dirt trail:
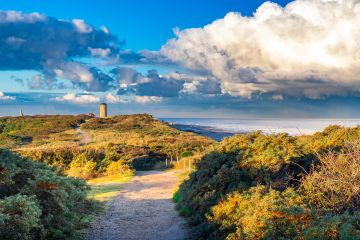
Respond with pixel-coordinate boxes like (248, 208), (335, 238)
(86, 171), (191, 240)
(76, 128), (91, 144)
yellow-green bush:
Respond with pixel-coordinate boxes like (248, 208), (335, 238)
(67, 153), (97, 179)
(105, 160), (134, 177)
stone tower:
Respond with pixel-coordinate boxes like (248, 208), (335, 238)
(99, 103), (107, 118)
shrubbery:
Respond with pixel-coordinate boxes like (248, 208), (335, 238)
(208, 186), (311, 239)
(2, 114), (212, 178)
(0, 149), (98, 239)
(105, 160), (134, 177)
(176, 127), (360, 239)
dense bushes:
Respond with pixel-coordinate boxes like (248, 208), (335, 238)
(20, 146), (136, 180)
(105, 160), (134, 177)
(0, 149), (98, 239)
(175, 126), (360, 239)
(208, 186), (311, 239)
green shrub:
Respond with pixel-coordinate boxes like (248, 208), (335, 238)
(181, 151), (193, 158)
(302, 212), (360, 240)
(0, 149), (97, 239)
(0, 194), (42, 240)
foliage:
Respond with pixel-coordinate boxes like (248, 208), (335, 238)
(208, 186), (311, 240)
(105, 160), (134, 177)
(0, 149), (98, 239)
(176, 127), (360, 239)
(0, 194), (42, 239)
(301, 144), (360, 213)
(67, 153), (97, 179)
(6, 114), (212, 178)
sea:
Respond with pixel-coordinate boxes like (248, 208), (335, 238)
(161, 118), (360, 141)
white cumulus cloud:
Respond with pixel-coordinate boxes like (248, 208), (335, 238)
(54, 93), (100, 104)
(161, 0), (360, 98)
(72, 19), (93, 33)
(105, 93), (127, 103)
(135, 96), (163, 104)
(0, 92), (15, 101)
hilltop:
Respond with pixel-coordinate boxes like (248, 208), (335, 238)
(0, 114), (214, 177)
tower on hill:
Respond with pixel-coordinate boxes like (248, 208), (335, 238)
(19, 109), (24, 117)
(99, 103), (107, 118)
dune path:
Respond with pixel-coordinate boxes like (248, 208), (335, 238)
(86, 171), (191, 240)
(76, 128), (92, 145)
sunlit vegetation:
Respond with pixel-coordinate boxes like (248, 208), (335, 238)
(0, 114), (213, 239)
(0, 115), (88, 148)
(87, 175), (132, 202)
(0, 149), (99, 239)
(0, 114), (213, 180)
(175, 126), (360, 239)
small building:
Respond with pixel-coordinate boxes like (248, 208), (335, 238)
(87, 112), (96, 118)
(99, 103), (107, 118)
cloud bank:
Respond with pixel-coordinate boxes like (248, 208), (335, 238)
(54, 93), (100, 104)
(0, 10), (119, 91)
(161, 0), (360, 99)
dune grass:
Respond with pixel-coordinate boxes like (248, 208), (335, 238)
(87, 175), (132, 202)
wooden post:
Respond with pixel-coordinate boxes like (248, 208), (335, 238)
(188, 159), (191, 172)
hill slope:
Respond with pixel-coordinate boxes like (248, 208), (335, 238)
(0, 114), (214, 178)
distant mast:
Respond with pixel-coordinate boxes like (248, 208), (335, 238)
(19, 109), (24, 117)
(99, 103), (107, 118)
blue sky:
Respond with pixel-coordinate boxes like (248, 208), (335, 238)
(0, 0), (292, 50)
(1, 0), (360, 118)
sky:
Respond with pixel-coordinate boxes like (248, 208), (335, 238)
(1, 0), (360, 118)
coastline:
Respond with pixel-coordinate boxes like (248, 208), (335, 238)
(169, 123), (236, 141)
(163, 118), (360, 141)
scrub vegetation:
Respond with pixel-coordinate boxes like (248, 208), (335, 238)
(175, 126), (360, 239)
(3, 114), (359, 239)
(0, 114), (213, 179)
(0, 149), (99, 240)
(0, 114), (213, 239)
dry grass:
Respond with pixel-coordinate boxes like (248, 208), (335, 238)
(87, 175), (132, 202)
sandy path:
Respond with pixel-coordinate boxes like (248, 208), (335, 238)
(76, 128), (91, 145)
(86, 171), (191, 240)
